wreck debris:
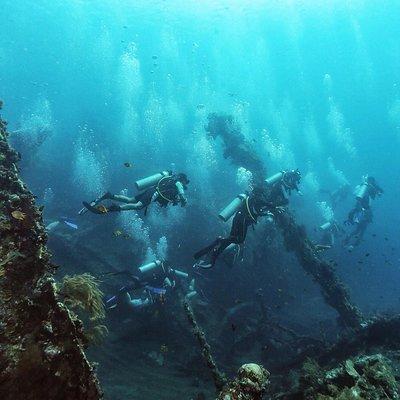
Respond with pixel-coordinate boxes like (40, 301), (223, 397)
(206, 112), (363, 328)
(216, 363), (270, 400)
(282, 354), (399, 399)
(0, 105), (102, 399)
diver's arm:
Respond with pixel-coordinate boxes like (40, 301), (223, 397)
(175, 181), (187, 206)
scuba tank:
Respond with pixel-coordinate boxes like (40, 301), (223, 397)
(218, 194), (247, 222)
(138, 260), (164, 274)
(138, 260), (189, 280)
(265, 171), (284, 186)
(355, 182), (369, 200)
(186, 291), (197, 299)
(171, 269), (189, 279)
(135, 171), (171, 191)
(319, 221), (332, 231)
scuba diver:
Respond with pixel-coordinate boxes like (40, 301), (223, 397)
(193, 169), (301, 269)
(343, 175), (383, 249)
(105, 260), (196, 312)
(315, 219), (344, 252)
(80, 170), (189, 215)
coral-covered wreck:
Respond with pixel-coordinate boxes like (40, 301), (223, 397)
(0, 104), (102, 400)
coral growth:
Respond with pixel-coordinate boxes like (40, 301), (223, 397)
(57, 273), (108, 345)
(58, 273), (105, 321)
(217, 363), (270, 400)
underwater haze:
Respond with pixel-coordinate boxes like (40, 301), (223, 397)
(1, 1), (400, 399)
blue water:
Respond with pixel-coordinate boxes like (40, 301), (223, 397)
(1, 0), (400, 397)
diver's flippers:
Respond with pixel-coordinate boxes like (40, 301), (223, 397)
(78, 192), (111, 215)
(193, 260), (213, 269)
(315, 244), (332, 252)
(194, 239), (221, 260)
(82, 201), (108, 214)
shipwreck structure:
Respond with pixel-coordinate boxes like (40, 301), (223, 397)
(1, 104), (398, 400)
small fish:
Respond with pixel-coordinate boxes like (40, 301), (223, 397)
(160, 344), (168, 353)
(123, 162), (133, 168)
(96, 205), (108, 214)
(234, 299), (242, 304)
(11, 210), (26, 221)
(122, 233), (131, 239)
(231, 323), (237, 332)
(372, 233), (377, 237)
(113, 230), (123, 237)
(152, 55), (158, 60)
(197, 104), (205, 110)
(365, 253), (370, 257)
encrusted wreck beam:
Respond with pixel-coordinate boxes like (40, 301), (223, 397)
(276, 211), (362, 328)
(206, 113), (363, 328)
(206, 113), (267, 181)
(0, 104), (102, 399)
(182, 297), (227, 392)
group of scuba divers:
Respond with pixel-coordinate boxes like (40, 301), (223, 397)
(66, 169), (383, 314)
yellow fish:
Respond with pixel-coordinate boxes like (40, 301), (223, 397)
(123, 162), (133, 168)
(11, 210), (26, 221)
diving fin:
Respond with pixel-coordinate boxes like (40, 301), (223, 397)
(78, 192), (110, 215)
(193, 260), (213, 270)
(194, 238), (221, 260)
(82, 201), (108, 215)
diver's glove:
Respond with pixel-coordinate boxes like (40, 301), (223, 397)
(273, 206), (286, 215)
(344, 218), (354, 226)
(108, 203), (121, 212)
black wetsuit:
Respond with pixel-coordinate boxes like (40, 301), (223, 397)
(194, 193), (272, 268)
(344, 207), (373, 247)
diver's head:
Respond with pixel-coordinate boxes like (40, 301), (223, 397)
(283, 169), (301, 190)
(366, 176), (383, 196)
(366, 176), (376, 185)
(176, 173), (190, 187)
